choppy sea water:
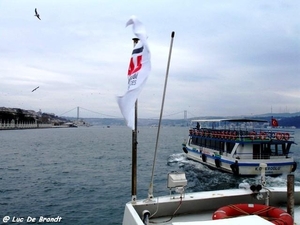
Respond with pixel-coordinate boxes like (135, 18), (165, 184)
(0, 126), (299, 224)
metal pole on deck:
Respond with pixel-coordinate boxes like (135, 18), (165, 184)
(148, 31), (175, 199)
(287, 174), (294, 219)
(132, 37), (139, 203)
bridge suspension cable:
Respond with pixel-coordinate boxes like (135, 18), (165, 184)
(60, 107), (192, 119)
(59, 106), (119, 118)
(59, 107), (78, 116)
(79, 107), (119, 118)
(146, 110), (186, 119)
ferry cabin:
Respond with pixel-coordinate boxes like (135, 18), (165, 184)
(183, 119), (297, 176)
(189, 129), (292, 160)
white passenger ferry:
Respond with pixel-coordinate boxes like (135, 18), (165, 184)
(182, 119), (297, 176)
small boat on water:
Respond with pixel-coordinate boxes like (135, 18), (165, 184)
(182, 118), (297, 176)
(63, 122), (78, 128)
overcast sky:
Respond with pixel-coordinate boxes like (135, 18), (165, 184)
(0, 0), (299, 119)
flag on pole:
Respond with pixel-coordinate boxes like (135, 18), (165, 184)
(271, 118), (279, 127)
(117, 16), (151, 130)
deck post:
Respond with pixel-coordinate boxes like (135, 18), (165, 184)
(287, 174), (294, 219)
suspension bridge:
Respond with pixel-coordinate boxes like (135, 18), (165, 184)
(59, 107), (196, 120)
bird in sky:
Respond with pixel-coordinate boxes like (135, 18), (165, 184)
(32, 86), (39, 92)
(34, 8), (41, 20)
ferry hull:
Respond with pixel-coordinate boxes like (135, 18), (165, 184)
(183, 144), (296, 176)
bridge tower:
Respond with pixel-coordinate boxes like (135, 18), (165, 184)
(184, 110), (187, 120)
(77, 107), (79, 122)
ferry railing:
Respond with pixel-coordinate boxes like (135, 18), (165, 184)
(188, 128), (295, 143)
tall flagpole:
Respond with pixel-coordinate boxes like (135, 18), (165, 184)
(148, 31), (175, 199)
(132, 37), (139, 203)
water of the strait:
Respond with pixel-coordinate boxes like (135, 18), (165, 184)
(0, 126), (299, 224)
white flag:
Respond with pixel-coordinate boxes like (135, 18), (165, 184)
(117, 16), (151, 130)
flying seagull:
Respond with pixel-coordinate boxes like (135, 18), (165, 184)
(32, 86), (39, 92)
(34, 8), (41, 20)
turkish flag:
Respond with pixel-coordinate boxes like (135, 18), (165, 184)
(271, 118), (279, 127)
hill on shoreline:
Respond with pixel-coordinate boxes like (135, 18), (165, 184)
(1, 107), (300, 128)
(67, 115), (300, 128)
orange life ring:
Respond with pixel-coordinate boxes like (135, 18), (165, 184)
(226, 131), (230, 139)
(231, 131), (237, 140)
(260, 132), (267, 140)
(276, 132), (282, 140)
(213, 131), (217, 138)
(284, 132), (290, 141)
(212, 203), (293, 225)
(220, 131), (223, 138)
(250, 131), (256, 140)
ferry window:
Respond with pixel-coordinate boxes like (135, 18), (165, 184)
(217, 141), (221, 150)
(211, 140), (216, 149)
(282, 144), (287, 155)
(226, 142), (235, 154)
(192, 136), (196, 144)
(260, 143), (271, 159)
(207, 139), (211, 148)
(276, 144), (285, 156)
(269, 144), (285, 156)
(199, 137), (203, 146)
(220, 141), (224, 152)
(253, 144), (260, 159)
(208, 139), (212, 148)
(269, 144), (277, 156)
(194, 137), (198, 145)
(195, 137), (199, 145)
(215, 140), (219, 150)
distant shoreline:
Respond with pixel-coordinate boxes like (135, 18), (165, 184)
(0, 124), (77, 130)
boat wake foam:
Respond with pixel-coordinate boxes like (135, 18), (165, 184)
(167, 153), (300, 193)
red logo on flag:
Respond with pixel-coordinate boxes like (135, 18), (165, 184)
(128, 55), (142, 76)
